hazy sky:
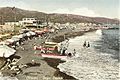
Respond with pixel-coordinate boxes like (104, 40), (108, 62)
(0, 0), (119, 18)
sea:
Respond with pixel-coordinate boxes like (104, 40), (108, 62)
(58, 28), (119, 80)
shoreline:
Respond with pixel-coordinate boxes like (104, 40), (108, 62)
(43, 58), (77, 80)
(44, 29), (96, 79)
(52, 29), (95, 43)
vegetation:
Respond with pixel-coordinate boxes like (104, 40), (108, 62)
(0, 7), (119, 24)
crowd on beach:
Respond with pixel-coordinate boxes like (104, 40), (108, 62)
(0, 27), (58, 76)
(0, 25), (70, 75)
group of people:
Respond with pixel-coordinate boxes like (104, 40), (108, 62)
(83, 41), (90, 48)
(59, 40), (91, 57)
(59, 43), (76, 57)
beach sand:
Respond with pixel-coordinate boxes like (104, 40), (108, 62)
(15, 35), (76, 80)
(0, 28), (95, 80)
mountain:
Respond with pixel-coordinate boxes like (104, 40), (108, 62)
(0, 7), (119, 24)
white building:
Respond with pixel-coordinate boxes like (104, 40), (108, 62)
(5, 18), (41, 27)
(5, 22), (20, 26)
(19, 18), (39, 26)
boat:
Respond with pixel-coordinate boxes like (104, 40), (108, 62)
(34, 46), (55, 50)
(34, 41), (59, 51)
(40, 53), (67, 59)
(34, 41), (68, 59)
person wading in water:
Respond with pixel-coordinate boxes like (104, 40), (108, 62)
(83, 41), (90, 48)
(83, 41), (87, 47)
(87, 42), (90, 48)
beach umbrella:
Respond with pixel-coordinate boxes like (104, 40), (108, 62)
(20, 33), (27, 38)
(26, 32), (31, 37)
(0, 45), (16, 58)
(29, 31), (36, 35)
(18, 34), (24, 38)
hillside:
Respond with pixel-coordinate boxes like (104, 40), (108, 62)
(0, 7), (119, 24)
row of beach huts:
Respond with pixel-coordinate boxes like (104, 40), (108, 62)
(0, 27), (53, 58)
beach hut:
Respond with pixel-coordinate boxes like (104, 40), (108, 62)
(0, 45), (16, 58)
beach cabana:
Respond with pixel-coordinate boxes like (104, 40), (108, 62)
(0, 45), (16, 58)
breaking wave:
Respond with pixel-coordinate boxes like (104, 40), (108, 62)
(58, 30), (119, 80)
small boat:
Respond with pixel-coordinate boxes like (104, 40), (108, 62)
(41, 53), (67, 59)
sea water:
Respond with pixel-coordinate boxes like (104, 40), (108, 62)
(58, 29), (119, 80)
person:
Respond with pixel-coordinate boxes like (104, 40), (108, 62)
(73, 49), (76, 56)
(7, 59), (11, 64)
(62, 47), (67, 56)
(59, 43), (63, 53)
(68, 53), (72, 57)
(83, 41), (87, 47)
(12, 45), (16, 50)
(87, 42), (90, 48)
(32, 60), (35, 65)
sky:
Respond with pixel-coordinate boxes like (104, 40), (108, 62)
(0, 0), (119, 19)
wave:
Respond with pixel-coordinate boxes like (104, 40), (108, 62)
(95, 29), (102, 35)
(58, 31), (119, 80)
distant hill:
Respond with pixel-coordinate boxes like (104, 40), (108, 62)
(0, 7), (119, 24)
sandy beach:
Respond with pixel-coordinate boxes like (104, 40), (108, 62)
(0, 27), (96, 80)
(15, 37), (76, 80)
(0, 28), (89, 80)
(15, 28), (85, 80)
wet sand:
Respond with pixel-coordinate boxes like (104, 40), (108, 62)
(43, 58), (76, 80)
